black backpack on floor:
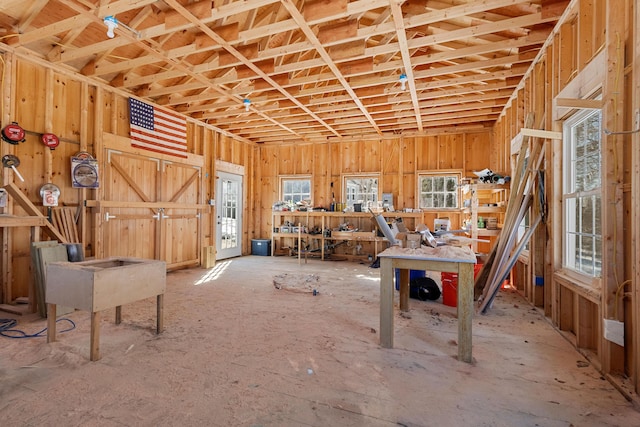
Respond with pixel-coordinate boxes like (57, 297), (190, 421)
(410, 277), (441, 301)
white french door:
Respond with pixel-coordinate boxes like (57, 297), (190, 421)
(215, 171), (243, 259)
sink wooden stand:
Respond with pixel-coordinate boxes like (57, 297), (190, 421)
(46, 257), (166, 361)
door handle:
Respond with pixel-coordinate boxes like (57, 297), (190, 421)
(153, 208), (169, 220)
(105, 212), (116, 222)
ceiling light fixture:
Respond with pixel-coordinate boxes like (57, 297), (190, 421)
(399, 73), (408, 91)
(104, 15), (118, 38)
(243, 98), (251, 112)
(103, 15), (141, 39)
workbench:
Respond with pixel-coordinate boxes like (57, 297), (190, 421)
(46, 257), (166, 361)
(378, 247), (476, 363)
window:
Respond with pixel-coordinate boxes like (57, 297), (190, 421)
(517, 212), (530, 252)
(344, 176), (378, 208)
(563, 109), (602, 277)
(281, 177), (311, 204)
(418, 173), (460, 209)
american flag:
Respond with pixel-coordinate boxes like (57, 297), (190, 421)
(129, 98), (187, 158)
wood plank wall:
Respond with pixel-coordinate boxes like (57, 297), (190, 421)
(0, 52), (255, 305)
(493, 0), (640, 394)
(254, 132), (500, 246)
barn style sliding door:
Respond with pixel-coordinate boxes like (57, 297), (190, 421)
(99, 150), (202, 268)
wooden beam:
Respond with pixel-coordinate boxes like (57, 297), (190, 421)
(304, 0), (348, 21)
(169, 170), (200, 203)
(3, 183), (68, 243)
(520, 128), (563, 139)
(280, 0), (382, 136)
(165, 1), (213, 28)
(555, 97), (603, 110)
(317, 19), (358, 44)
(85, 200), (209, 210)
(389, 0), (423, 132)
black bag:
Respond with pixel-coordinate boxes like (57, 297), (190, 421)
(409, 277), (441, 301)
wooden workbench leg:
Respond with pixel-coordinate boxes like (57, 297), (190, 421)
(115, 305), (122, 324)
(90, 311), (100, 361)
(399, 268), (409, 311)
(379, 258), (394, 348)
(47, 304), (57, 343)
(156, 294), (164, 334)
(457, 263), (474, 363)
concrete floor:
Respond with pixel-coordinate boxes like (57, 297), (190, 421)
(1, 255), (639, 426)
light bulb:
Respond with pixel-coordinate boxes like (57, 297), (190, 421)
(104, 16), (118, 39)
(243, 98), (251, 112)
(399, 73), (408, 91)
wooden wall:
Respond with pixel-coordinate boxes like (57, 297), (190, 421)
(493, 0), (640, 395)
(254, 131), (502, 245)
(0, 51), (255, 307)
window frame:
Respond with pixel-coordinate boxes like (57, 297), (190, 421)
(342, 174), (380, 209)
(417, 171), (462, 210)
(279, 175), (312, 205)
(562, 108), (602, 279)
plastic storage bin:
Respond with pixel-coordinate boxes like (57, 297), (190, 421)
(251, 239), (271, 256)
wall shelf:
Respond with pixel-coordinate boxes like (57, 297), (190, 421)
(271, 211), (421, 260)
(463, 183), (508, 253)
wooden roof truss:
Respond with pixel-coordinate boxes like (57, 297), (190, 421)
(0, 0), (568, 144)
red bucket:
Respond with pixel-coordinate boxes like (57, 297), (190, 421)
(441, 264), (482, 307)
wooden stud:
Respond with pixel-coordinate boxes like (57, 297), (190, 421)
(632, 0), (640, 393)
(600, 0), (626, 374)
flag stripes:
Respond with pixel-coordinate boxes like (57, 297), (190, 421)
(129, 98), (187, 158)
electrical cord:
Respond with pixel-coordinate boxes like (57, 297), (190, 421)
(0, 318), (76, 339)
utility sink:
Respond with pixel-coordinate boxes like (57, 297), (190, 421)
(46, 257), (165, 312)
(45, 257), (166, 361)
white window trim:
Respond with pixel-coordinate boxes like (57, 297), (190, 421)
(561, 108), (602, 279)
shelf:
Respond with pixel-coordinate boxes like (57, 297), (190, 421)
(476, 206), (505, 214)
(273, 232), (320, 239)
(272, 210), (422, 218)
(477, 229), (502, 237)
(462, 183), (509, 252)
(328, 234), (385, 242)
(470, 183), (509, 192)
(271, 210), (415, 260)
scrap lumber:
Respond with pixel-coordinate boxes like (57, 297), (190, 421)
(474, 114), (534, 298)
(3, 183), (68, 243)
(51, 207), (80, 243)
(476, 113), (547, 313)
(30, 241), (63, 318)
